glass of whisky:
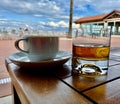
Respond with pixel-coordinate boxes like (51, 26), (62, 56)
(72, 28), (111, 77)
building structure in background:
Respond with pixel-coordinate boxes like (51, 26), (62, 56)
(75, 10), (120, 36)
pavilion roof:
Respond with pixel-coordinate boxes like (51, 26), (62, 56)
(75, 10), (120, 24)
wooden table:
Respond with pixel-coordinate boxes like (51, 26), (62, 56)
(5, 48), (120, 104)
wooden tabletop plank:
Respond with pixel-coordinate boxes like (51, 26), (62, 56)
(110, 55), (120, 62)
(6, 61), (92, 104)
(83, 78), (120, 104)
(61, 64), (120, 92)
(109, 60), (120, 66)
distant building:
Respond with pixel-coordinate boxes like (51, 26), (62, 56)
(75, 10), (120, 35)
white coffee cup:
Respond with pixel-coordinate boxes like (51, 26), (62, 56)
(15, 36), (59, 61)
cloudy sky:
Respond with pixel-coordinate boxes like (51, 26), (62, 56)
(0, 0), (120, 32)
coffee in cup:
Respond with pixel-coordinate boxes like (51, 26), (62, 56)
(15, 36), (59, 61)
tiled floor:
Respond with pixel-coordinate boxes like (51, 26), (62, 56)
(0, 77), (12, 104)
(0, 95), (12, 104)
(0, 79), (12, 96)
(0, 40), (17, 103)
(0, 78), (11, 84)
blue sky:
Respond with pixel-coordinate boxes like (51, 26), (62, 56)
(0, 0), (120, 32)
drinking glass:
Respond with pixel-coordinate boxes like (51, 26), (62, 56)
(72, 28), (111, 77)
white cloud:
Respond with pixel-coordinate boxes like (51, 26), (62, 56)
(0, 0), (62, 15)
(48, 21), (59, 27)
(0, 18), (8, 21)
(38, 20), (79, 29)
(47, 21), (68, 28)
(1, 0), (120, 17)
(0, 0), (120, 32)
(39, 21), (46, 26)
(57, 21), (68, 27)
(75, 0), (120, 14)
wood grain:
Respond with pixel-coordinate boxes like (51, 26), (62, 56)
(83, 78), (120, 104)
(62, 64), (120, 92)
(6, 60), (92, 104)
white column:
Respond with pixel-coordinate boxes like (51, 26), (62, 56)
(113, 21), (116, 35)
(104, 21), (108, 28)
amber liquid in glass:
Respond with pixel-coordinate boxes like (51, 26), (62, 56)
(72, 43), (110, 77)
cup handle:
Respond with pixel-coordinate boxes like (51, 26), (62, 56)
(15, 38), (29, 53)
